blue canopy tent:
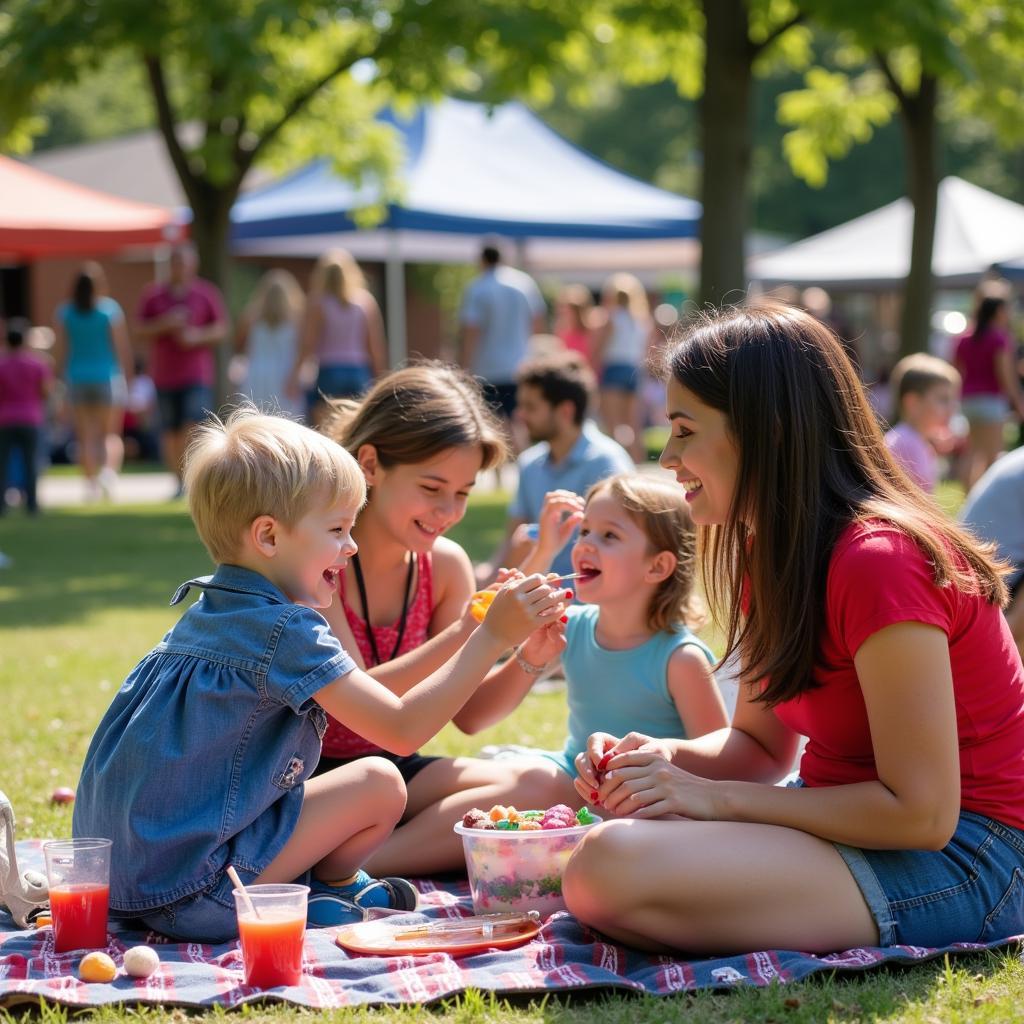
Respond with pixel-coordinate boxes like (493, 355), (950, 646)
(230, 98), (701, 362)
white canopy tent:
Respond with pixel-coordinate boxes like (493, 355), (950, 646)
(749, 177), (1024, 291)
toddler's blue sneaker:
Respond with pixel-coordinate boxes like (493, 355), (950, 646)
(306, 870), (419, 927)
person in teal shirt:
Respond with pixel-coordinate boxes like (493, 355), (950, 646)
(455, 472), (727, 810)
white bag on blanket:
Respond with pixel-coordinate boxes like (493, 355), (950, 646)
(0, 789), (48, 928)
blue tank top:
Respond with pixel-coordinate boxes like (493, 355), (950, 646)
(58, 297), (123, 384)
(545, 603), (715, 777)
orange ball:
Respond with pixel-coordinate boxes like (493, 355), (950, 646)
(79, 951), (117, 983)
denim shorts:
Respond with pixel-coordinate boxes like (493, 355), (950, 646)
(600, 362), (640, 393)
(835, 810), (1024, 947)
(311, 364), (372, 405)
(961, 394), (1010, 426)
(156, 385), (214, 432)
(70, 376), (127, 407)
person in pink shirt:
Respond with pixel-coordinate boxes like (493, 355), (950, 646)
(564, 301), (1024, 956)
(883, 353), (960, 493)
(554, 285), (595, 368)
(136, 245), (228, 493)
(954, 287), (1024, 488)
(0, 319), (54, 515)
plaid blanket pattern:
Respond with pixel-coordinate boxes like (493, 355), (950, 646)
(1, 841), (1018, 1008)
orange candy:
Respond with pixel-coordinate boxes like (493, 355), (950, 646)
(488, 805), (508, 822)
(518, 820), (542, 831)
(469, 590), (496, 623)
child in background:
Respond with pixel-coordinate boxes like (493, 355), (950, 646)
(316, 363), (574, 876)
(0, 318), (54, 516)
(454, 473), (728, 813)
(883, 353), (960, 493)
(73, 409), (563, 941)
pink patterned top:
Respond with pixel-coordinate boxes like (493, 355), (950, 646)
(321, 552), (434, 759)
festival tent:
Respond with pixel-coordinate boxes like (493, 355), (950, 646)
(0, 155), (184, 260)
(230, 98), (701, 360)
(749, 177), (1024, 291)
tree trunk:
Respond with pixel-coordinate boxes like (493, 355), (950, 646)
(188, 184), (235, 293)
(186, 183), (236, 405)
(699, 0), (753, 308)
(898, 73), (939, 357)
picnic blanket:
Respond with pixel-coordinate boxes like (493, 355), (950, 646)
(1, 841), (1019, 1009)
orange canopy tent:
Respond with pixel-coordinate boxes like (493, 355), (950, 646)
(0, 155), (185, 260)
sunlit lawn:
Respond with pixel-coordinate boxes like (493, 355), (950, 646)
(2, 485), (1020, 1023)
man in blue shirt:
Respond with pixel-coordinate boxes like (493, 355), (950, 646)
(477, 353), (634, 584)
(459, 244), (546, 423)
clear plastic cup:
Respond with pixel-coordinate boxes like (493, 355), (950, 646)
(233, 883), (308, 988)
(43, 838), (112, 953)
(453, 817), (601, 916)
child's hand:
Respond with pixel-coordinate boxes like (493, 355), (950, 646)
(518, 619), (567, 669)
(479, 574), (564, 649)
(535, 490), (585, 556)
(466, 568), (523, 623)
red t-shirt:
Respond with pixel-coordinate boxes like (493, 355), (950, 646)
(137, 279), (226, 391)
(772, 521), (1024, 831)
(0, 351), (52, 427)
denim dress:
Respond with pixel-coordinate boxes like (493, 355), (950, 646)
(73, 565), (356, 940)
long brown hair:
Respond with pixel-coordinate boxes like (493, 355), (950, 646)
(664, 301), (1007, 706)
(322, 361), (508, 480)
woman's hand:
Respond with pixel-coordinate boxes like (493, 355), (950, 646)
(589, 750), (721, 821)
(479, 575), (565, 649)
(572, 731), (675, 797)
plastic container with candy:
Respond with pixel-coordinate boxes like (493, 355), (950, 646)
(453, 804), (601, 916)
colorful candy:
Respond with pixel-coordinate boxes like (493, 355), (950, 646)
(461, 803), (590, 832)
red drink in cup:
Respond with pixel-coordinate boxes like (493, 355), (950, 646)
(43, 839), (112, 953)
(49, 883), (110, 952)
(233, 883), (308, 988)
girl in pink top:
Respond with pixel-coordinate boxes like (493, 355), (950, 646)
(565, 302), (1024, 955)
(954, 289), (1024, 487)
(554, 284), (595, 367)
(0, 320), (53, 515)
(317, 363), (571, 874)
(290, 249), (387, 426)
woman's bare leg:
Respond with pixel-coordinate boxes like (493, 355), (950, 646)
(967, 421), (1005, 488)
(73, 404), (104, 482)
(562, 818), (878, 955)
(255, 757), (407, 883)
(104, 403), (125, 473)
(365, 757), (580, 876)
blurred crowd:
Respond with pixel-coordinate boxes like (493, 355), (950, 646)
(2, 241), (1024, 518)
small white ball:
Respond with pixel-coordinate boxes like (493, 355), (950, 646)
(123, 945), (160, 979)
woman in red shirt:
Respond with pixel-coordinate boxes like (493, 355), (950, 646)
(563, 301), (1024, 954)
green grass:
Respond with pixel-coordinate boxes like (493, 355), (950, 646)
(1, 493), (1017, 1022)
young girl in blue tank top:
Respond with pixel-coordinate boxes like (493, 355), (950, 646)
(455, 472), (727, 811)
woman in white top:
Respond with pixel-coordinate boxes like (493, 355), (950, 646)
(592, 272), (651, 463)
(233, 270), (305, 419)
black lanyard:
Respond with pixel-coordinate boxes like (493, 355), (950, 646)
(350, 552), (416, 667)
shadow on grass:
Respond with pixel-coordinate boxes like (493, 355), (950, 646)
(0, 507), (210, 629)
